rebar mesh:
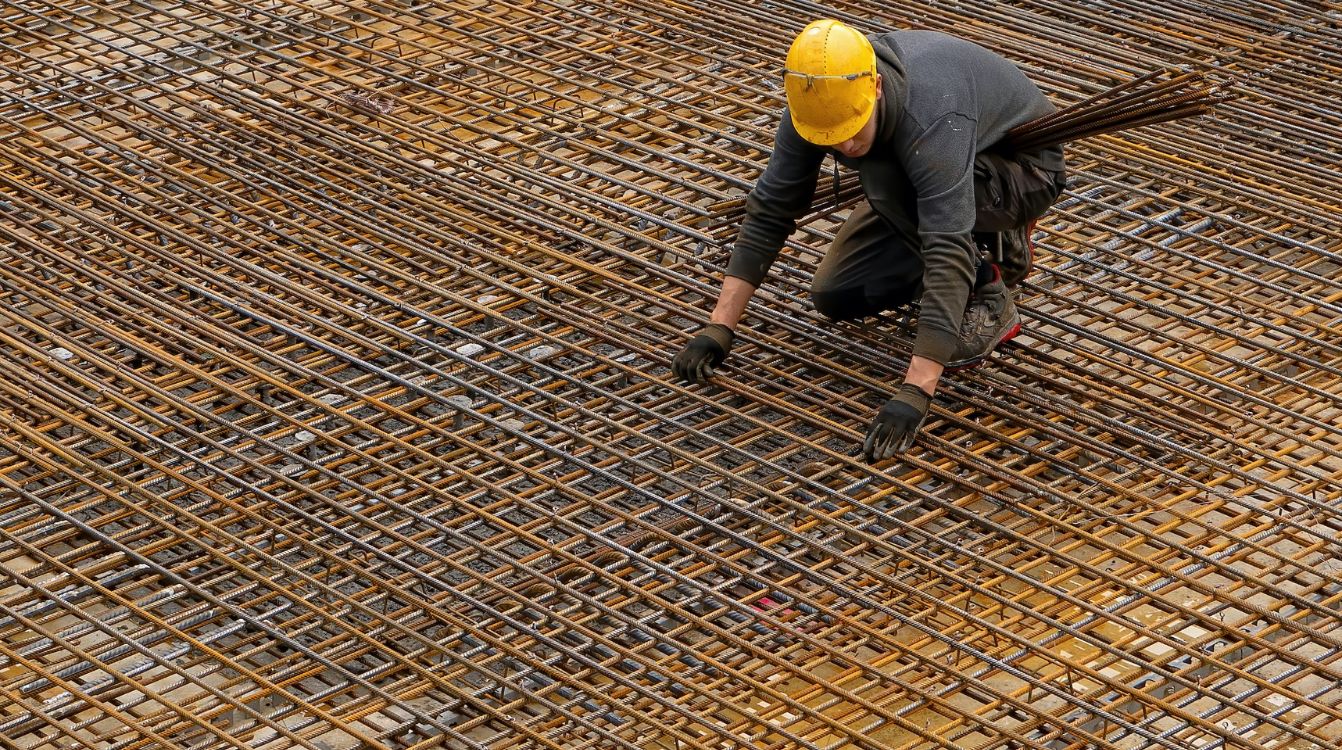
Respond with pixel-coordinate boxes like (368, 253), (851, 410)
(0, 1), (1339, 749)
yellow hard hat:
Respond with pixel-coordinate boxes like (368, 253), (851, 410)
(783, 19), (878, 146)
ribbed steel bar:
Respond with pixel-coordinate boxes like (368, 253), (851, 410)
(0, 1), (1339, 749)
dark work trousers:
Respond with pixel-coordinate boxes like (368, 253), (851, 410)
(811, 151), (1066, 322)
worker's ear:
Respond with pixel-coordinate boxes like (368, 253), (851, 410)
(874, 73), (882, 100)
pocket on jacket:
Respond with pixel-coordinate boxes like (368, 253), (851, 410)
(973, 158), (1003, 211)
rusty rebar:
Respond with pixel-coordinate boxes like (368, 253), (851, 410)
(0, 1), (1339, 749)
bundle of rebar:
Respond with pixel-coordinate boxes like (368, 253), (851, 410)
(0, 1), (1339, 749)
(1004, 67), (1237, 152)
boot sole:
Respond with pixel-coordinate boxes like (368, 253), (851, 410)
(944, 318), (1022, 371)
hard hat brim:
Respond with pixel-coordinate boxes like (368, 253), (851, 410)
(789, 99), (874, 147)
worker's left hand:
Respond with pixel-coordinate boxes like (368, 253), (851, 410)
(672, 323), (735, 384)
(862, 384), (932, 462)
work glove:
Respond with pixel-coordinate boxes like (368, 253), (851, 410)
(862, 383), (932, 462)
(671, 323), (735, 384)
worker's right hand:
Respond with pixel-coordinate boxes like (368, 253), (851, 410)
(862, 383), (932, 462)
(672, 323), (735, 384)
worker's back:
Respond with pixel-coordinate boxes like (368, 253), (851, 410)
(875, 29), (1063, 169)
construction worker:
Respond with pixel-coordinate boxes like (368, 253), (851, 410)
(672, 20), (1066, 462)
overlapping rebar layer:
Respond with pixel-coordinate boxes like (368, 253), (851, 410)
(0, 0), (1338, 748)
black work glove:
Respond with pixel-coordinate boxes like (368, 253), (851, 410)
(671, 323), (735, 384)
(862, 383), (932, 462)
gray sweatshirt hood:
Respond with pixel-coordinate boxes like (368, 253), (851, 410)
(870, 33), (908, 146)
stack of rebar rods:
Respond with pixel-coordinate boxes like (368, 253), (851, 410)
(1004, 67), (1237, 152)
(0, 0), (1339, 749)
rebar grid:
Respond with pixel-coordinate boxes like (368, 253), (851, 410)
(0, 1), (1338, 749)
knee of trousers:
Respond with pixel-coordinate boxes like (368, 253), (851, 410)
(811, 287), (870, 322)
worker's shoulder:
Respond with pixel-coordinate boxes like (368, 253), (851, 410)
(872, 28), (996, 58)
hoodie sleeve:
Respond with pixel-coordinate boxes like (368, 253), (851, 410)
(725, 112), (826, 287)
(904, 112), (979, 365)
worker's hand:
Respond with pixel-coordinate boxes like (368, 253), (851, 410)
(672, 323), (735, 384)
(862, 383), (932, 462)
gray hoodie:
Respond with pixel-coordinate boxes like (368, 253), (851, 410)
(727, 29), (1064, 365)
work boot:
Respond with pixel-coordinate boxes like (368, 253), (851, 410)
(976, 220), (1036, 288)
(945, 265), (1021, 371)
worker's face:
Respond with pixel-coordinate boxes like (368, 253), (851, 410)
(834, 75), (882, 159)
